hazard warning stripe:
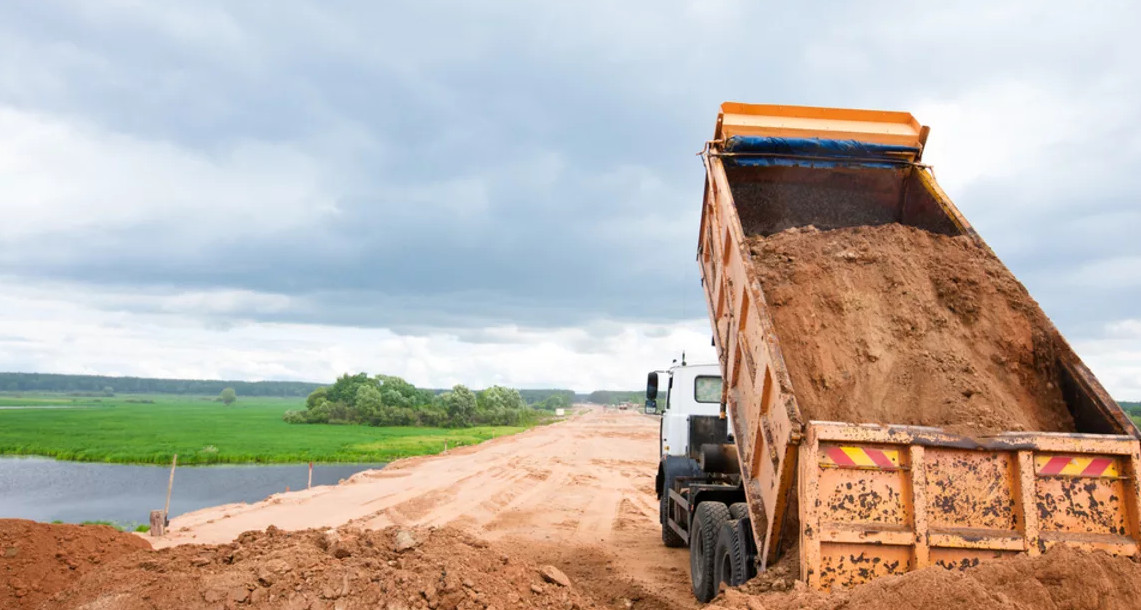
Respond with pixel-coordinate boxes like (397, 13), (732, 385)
(1035, 455), (1119, 477)
(821, 446), (901, 470)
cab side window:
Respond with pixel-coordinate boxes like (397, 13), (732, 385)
(694, 376), (723, 403)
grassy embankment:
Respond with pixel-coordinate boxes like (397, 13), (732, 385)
(0, 394), (528, 465)
(49, 519), (150, 533)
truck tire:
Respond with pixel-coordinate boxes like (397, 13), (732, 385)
(729, 502), (749, 520)
(690, 501), (731, 602)
(660, 489), (685, 547)
(714, 520), (750, 587)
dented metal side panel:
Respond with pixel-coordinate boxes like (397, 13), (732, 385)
(800, 422), (1141, 591)
(699, 153), (803, 567)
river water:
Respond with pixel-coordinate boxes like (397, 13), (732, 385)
(0, 456), (384, 526)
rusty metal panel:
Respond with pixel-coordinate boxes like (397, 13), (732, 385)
(817, 543), (911, 591)
(924, 449), (1018, 532)
(818, 444), (910, 527)
(799, 435), (822, 588)
(702, 153), (805, 569)
(1036, 458), (1130, 538)
(930, 548), (1018, 571)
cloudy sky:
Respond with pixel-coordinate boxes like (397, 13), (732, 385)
(1, 2), (1138, 396)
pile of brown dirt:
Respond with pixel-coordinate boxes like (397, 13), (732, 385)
(0, 519), (152, 609)
(711, 546), (1141, 610)
(46, 525), (601, 610)
(747, 223), (1074, 435)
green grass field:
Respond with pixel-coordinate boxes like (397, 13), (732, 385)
(0, 394), (527, 465)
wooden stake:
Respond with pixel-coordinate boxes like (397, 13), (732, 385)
(308, 462), (313, 489)
(149, 510), (165, 537)
(163, 454), (177, 526)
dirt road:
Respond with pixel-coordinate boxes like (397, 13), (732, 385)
(158, 408), (698, 608)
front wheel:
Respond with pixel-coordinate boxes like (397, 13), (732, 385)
(690, 501), (731, 602)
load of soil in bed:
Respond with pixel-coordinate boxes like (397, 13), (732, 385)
(746, 223), (1075, 436)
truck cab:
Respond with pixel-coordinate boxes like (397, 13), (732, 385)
(646, 363), (724, 458)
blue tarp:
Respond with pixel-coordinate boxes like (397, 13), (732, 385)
(720, 136), (919, 169)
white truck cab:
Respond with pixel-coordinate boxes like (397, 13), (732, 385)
(646, 363), (725, 458)
(648, 360), (738, 561)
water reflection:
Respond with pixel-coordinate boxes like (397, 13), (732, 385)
(0, 456), (384, 526)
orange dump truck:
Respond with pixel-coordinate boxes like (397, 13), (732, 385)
(672, 102), (1141, 598)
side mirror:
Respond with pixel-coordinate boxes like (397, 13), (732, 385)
(645, 371), (660, 415)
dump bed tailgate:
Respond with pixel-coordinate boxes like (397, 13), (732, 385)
(800, 423), (1141, 590)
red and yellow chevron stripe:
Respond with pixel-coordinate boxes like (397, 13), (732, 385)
(821, 446), (901, 470)
(1035, 455), (1119, 477)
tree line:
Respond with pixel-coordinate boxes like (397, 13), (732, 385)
(0, 373), (588, 405)
(283, 373), (573, 428)
(587, 390), (644, 405)
(0, 372), (322, 397)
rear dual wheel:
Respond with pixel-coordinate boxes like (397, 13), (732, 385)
(714, 520), (750, 588)
(692, 502), (755, 602)
(690, 501), (731, 602)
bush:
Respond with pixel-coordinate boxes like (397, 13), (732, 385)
(282, 409), (309, 424)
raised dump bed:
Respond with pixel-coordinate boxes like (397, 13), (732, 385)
(699, 102), (1141, 590)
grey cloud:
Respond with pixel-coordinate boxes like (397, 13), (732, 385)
(1, 1), (1139, 346)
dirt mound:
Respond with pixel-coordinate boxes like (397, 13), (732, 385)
(0, 519), (152, 609)
(711, 546), (1141, 610)
(46, 525), (601, 610)
(747, 223), (1074, 435)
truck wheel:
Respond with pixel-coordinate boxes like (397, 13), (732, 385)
(660, 489), (685, 547)
(729, 502), (749, 520)
(690, 501), (731, 602)
(714, 520), (750, 587)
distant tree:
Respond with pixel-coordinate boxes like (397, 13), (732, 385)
(476, 386), (528, 425)
(440, 385), (477, 427)
(306, 386), (329, 410)
(588, 390), (642, 405)
(377, 375), (429, 409)
(102, 386), (114, 397)
(326, 373), (372, 404)
(537, 394), (570, 411)
(219, 388), (237, 406)
(517, 389), (576, 405)
(354, 384), (384, 424)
